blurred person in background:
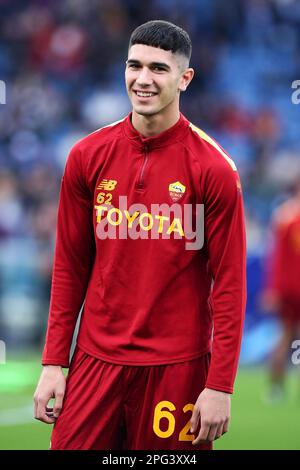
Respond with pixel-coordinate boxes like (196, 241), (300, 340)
(0, 0), (299, 453)
(263, 177), (300, 402)
(33, 20), (246, 450)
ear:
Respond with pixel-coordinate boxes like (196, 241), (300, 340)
(178, 68), (194, 92)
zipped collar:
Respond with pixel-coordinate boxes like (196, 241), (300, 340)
(123, 112), (190, 150)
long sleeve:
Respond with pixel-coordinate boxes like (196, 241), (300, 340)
(42, 144), (95, 367)
(204, 163), (247, 393)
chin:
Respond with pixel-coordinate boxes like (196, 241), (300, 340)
(133, 106), (157, 117)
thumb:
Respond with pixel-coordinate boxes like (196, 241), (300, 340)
(53, 391), (65, 418)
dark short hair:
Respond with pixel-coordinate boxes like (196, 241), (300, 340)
(129, 20), (192, 63)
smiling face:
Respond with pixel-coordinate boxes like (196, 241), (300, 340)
(125, 44), (194, 121)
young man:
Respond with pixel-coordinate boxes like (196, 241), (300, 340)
(34, 20), (247, 450)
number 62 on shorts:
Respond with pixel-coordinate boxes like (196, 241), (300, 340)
(152, 400), (195, 441)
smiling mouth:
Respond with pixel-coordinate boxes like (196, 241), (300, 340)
(133, 91), (158, 98)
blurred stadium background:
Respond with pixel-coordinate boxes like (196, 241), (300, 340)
(0, 0), (300, 450)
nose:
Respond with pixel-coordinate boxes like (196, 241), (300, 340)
(135, 66), (153, 86)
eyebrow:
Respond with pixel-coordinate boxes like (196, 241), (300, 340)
(126, 59), (171, 70)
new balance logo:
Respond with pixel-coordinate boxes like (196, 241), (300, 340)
(97, 179), (117, 191)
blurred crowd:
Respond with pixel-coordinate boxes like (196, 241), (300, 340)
(0, 0), (299, 350)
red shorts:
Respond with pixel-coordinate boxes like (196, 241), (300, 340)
(51, 346), (212, 450)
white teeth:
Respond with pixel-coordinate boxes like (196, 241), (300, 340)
(136, 92), (155, 97)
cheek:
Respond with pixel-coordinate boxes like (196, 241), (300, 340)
(162, 80), (179, 99)
(125, 73), (134, 89)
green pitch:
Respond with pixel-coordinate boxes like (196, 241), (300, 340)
(0, 357), (299, 450)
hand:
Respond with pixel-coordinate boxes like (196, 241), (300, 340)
(33, 365), (66, 424)
(190, 388), (231, 445)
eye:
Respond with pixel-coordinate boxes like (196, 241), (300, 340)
(153, 66), (166, 72)
(127, 63), (140, 69)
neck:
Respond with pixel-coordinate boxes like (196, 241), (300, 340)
(131, 108), (180, 137)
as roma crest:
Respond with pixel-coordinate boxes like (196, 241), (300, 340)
(169, 181), (186, 202)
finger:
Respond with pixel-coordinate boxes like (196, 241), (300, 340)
(36, 406), (55, 423)
(53, 391), (64, 418)
(214, 418), (229, 441)
(214, 423), (224, 440)
(36, 398), (56, 424)
(192, 421), (210, 446)
(222, 417), (230, 434)
(45, 407), (55, 418)
(207, 422), (219, 442)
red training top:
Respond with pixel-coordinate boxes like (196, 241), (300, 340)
(42, 113), (247, 394)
